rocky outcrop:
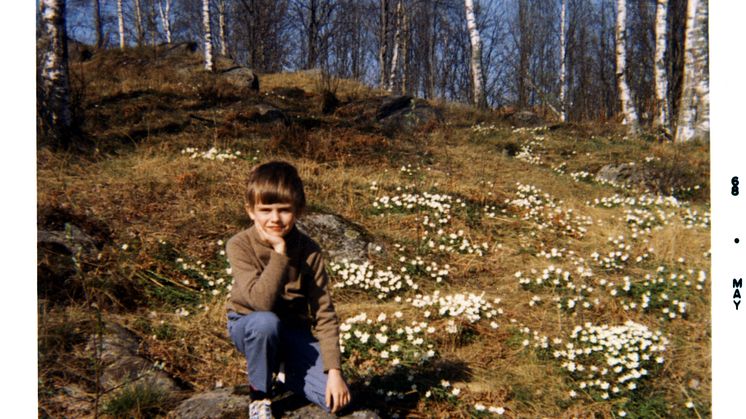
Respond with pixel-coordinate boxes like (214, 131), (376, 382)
(296, 213), (379, 265)
(38, 206), (111, 302)
(87, 322), (181, 395)
(221, 67), (260, 91)
(170, 387), (381, 419)
(595, 162), (652, 187)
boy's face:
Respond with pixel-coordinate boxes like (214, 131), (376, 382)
(246, 202), (297, 238)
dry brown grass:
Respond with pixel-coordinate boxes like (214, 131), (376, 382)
(38, 47), (711, 418)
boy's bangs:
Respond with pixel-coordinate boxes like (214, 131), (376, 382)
(253, 181), (295, 206)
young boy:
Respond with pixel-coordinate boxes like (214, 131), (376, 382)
(226, 161), (351, 418)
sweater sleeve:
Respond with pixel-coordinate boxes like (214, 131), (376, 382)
(227, 234), (290, 312)
(307, 250), (342, 371)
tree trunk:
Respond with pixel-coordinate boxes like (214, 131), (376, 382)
(517, 0), (530, 108)
(93, 0), (103, 49)
(653, 0), (669, 131)
(615, 0), (639, 134)
(38, 0), (73, 148)
(387, 0), (402, 92)
(464, 0), (486, 108)
(559, 0), (567, 121)
(379, 0), (389, 89)
(158, 0), (172, 44)
(218, 0), (227, 56)
(203, 0), (214, 71)
(117, 0), (125, 49)
(675, 0), (709, 142)
(134, 0), (144, 45)
(401, 5), (409, 95)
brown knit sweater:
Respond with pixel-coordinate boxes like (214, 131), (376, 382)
(225, 225), (342, 371)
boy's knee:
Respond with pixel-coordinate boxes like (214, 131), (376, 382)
(247, 311), (281, 337)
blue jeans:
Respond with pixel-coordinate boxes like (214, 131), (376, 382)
(227, 311), (330, 411)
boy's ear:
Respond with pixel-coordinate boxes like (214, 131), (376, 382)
(244, 203), (255, 220)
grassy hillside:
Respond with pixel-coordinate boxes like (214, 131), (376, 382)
(38, 46), (710, 418)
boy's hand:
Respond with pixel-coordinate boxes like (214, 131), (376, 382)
(254, 222), (286, 255)
(325, 368), (351, 413)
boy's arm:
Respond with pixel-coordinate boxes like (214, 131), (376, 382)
(307, 250), (342, 372)
(227, 235), (290, 312)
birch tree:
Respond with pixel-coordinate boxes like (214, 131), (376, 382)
(615, 0), (639, 134)
(218, 0), (227, 56)
(158, 0), (172, 44)
(38, 0), (73, 148)
(559, 0), (567, 121)
(464, 0), (485, 107)
(387, 0), (402, 92)
(203, 0), (214, 71)
(93, 0), (103, 48)
(134, 0), (145, 45)
(675, 0), (709, 142)
(379, 0), (389, 88)
(117, 0), (125, 48)
(653, 0), (669, 131)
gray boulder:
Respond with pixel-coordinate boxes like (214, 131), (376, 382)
(221, 67), (260, 91)
(376, 96), (442, 133)
(167, 386), (251, 419)
(595, 162), (651, 187)
(87, 322), (181, 394)
(508, 110), (544, 127)
(296, 214), (378, 265)
(169, 387), (381, 419)
(38, 223), (98, 301)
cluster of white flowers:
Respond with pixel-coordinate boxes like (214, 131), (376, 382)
(507, 183), (592, 238)
(409, 291), (502, 324)
(515, 144), (543, 165)
(536, 247), (568, 260)
(515, 266), (597, 312)
(552, 162), (568, 174)
(400, 164), (418, 177)
(423, 228), (489, 256)
(589, 192), (708, 237)
(329, 260), (417, 299)
(511, 126), (548, 134)
(396, 255), (451, 283)
(181, 146), (244, 161)
(473, 403), (506, 415)
(339, 312), (437, 367)
(471, 123), (500, 135)
(553, 321), (669, 402)
(590, 235), (649, 271)
(570, 171), (593, 183)
(483, 204), (504, 219)
(605, 266), (707, 320)
(373, 191), (454, 221)
(681, 207), (710, 229)
(172, 240), (232, 296)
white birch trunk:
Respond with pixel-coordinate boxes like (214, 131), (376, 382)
(379, 0), (389, 89)
(39, 0), (72, 145)
(653, 0), (669, 130)
(117, 0), (125, 49)
(559, 0), (567, 121)
(464, 0), (486, 107)
(134, 0), (144, 45)
(218, 0), (227, 56)
(676, 0), (709, 142)
(203, 0), (214, 71)
(387, 0), (402, 92)
(615, 0), (639, 134)
(158, 0), (172, 44)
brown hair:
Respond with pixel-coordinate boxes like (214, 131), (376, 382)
(245, 161), (306, 214)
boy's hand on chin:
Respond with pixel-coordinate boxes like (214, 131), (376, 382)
(255, 223), (286, 255)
